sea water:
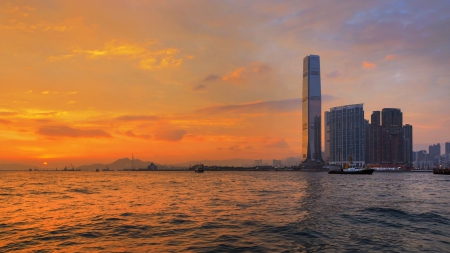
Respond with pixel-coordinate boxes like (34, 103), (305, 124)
(1, 171), (449, 252)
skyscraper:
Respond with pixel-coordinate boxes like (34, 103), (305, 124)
(446, 142), (450, 154)
(403, 124), (413, 163)
(325, 104), (365, 167)
(302, 55), (324, 164)
(381, 108), (403, 164)
(369, 111), (382, 163)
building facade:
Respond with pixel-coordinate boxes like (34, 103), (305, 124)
(325, 104), (365, 167)
(403, 124), (413, 163)
(369, 111), (382, 163)
(302, 55), (324, 163)
(381, 108), (404, 164)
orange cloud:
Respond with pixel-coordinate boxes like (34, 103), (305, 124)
(385, 54), (396, 60)
(0, 119), (13, 125)
(124, 130), (152, 140)
(222, 68), (246, 82)
(251, 61), (271, 73)
(153, 129), (187, 141)
(362, 61), (377, 68)
(51, 40), (183, 71)
(116, 115), (159, 121)
(37, 125), (112, 138)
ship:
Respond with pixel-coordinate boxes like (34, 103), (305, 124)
(192, 164), (205, 173)
(328, 156), (374, 175)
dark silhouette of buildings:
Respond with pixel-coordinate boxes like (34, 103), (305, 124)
(403, 124), (413, 163)
(367, 108), (412, 165)
(369, 111), (382, 163)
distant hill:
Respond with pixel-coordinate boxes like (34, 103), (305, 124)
(0, 156), (303, 171)
(76, 157), (155, 171)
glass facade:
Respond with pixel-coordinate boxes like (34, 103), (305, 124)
(302, 55), (324, 163)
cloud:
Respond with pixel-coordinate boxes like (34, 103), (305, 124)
(153, 129), (187, 141)
(362, 61), (377, 68)
(222, 61), (271, 83)
(0, 119), (13, 125)
(116, 115), (159, 121)
(0, 111), (18, 117)
(195, 98), (301, 114)
(222, 68), (246, 82)
(229, 145), (240, 151)
(124, 130), (151, 140)
(192, 84), (206, 91)
(37, 125), (112, 138)
(265, 139), (290, 148)
(203, 74), (220, 82)
(385, 54), (396, 60)
(51, 40), (183, 71)
(251, 61), (271, 73)
(322, 94), (339, 103)
(325, 70), (340, 78)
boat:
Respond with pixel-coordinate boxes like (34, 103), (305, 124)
(433, 168), (450, 175)
(328, 156), (374, 174)
(193, 164), (205, 173)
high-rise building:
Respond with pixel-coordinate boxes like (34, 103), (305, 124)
(381, 108), (404, 164)
(325, 104), (365, 167)
(302, 55), (324, 164)
(369, 111), (382, 163)
(429, 144), (441, 158)
(364, 119), (370, 164)
(446, 142), (450, 154)
(324, 111), (331, 162)
(403, 124), (413, 163)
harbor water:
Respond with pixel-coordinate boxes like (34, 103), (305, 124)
(1, 171), (449, 252)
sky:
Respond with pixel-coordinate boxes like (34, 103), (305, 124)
(1, 0), (450, 168)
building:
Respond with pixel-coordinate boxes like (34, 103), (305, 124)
(364, 119), (370, 164)
(445, 142), (450, 154)
(254, 160), (263, 166)
(324, 111), (331, 162)
(325, 104), (365, 167)
(403, 124), (413, 163)
(429, 143), (441, 166)
(273, 159), (282, 167)
(301, 55), (324, 164)
(369, 111), (382, 163)
(429, 143), (441, 158)
(381, 108), (404, 164)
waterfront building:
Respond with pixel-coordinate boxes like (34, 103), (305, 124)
(324, 111), (331, 162)
(369, 111), (382, 164)
(446, 142), (450, 154)
(325, 104), (365, 167)
(364, 119), (370, 164)
(429, 143), (441, 166)
(403, 124), (413, 163)
(273, 159), (282, 167)
(381, 108), (404, 164)
(302, 55), (324, 164)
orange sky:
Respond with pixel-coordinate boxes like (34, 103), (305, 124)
(1, 1), (449, 167)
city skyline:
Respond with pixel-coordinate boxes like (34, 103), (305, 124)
(1, 1), (450, 168)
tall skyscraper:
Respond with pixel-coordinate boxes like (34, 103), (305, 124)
(446, 142), (450, 154)
(325, 104), (365, 167)
(381, 108), (403, 164)
(302, 55), (324, 163)
(369, 111), (382, 163)
(403, 124), (413, 163)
